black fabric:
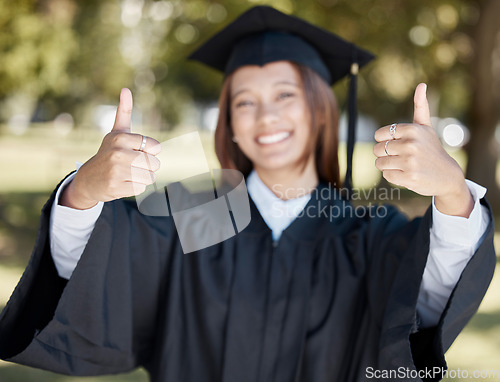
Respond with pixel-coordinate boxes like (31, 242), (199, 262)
(225, 31), (332, 84)
(0, 190), (68, 359)
(188, 6), (374, 85)
(0, 178), (495, 382)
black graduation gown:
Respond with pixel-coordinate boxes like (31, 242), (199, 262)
(0, 175), (496, 382)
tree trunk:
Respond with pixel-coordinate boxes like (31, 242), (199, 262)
(465, 0), (500, 211)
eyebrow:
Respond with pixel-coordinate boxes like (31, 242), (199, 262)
(231, 80), (300, 100)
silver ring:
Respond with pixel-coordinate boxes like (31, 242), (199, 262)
(139, 135), (147, 151)
(384, 140), (390, 156)
(390, 123), (397, 138)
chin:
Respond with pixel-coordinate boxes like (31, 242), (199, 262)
(253, 156), (302, 173)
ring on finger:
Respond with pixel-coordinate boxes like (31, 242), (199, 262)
(384, 140), (391, 156)
(390, 123), (397, 139)
(139, 135), (147, 151)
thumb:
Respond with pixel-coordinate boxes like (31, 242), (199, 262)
(112, 88), (133, 132)
(413, 83), (431, 127)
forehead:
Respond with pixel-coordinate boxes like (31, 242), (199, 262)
(230, 61), (301, 90)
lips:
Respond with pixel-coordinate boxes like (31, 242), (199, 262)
(256, 131), (291, 145)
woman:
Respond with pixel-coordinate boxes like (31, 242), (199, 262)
(0, 6), (495, 382)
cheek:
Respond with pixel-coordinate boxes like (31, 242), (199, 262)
(288, 103), (311, 136)
(231, 112), (255, 137)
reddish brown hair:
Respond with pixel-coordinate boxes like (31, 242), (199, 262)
(214, 62), (340, 187)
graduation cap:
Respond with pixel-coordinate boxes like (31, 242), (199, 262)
(188, 5), (375, 198)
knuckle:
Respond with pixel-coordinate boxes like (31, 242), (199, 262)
(109, 148), (125, 162)
(407, 143), (418, 155)
(408, 171), (419, 183)
(406, 154), (418, 169)
(403, 139), (417, 153)
(112, 132), (128, 147)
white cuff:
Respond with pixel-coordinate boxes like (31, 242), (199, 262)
(50, 168), (104, 279)
(431, 179), (487, 247)
(51, 173), (104, 229)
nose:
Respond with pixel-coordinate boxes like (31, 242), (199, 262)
(256, 102), (279, 127)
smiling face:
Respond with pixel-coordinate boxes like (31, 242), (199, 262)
(214, 61), (341, 188)
(229, 61), (313, 176)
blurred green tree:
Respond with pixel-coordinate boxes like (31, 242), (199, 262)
(0, 0), (77, 121)
(1, 0), (499, 207)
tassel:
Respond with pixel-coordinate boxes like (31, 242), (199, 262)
(344, 60), (358, 201)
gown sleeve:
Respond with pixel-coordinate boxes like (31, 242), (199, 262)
(0, 175), (176, 376)
(417, 181), (489, 328)
(361, 198), (496, 380)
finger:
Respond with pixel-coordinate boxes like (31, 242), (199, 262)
(132, 134), (162, 155)
(374, 123), (410, 142)
(112, 88), (133, 132)
(130, 151), (161, 172)
(131, 182), (147, 196)
(119, 182), (147, 197)
(126, 167), (157, 185)
(373, 139), (403, 157)
(413, 83), (431, 127)
(382, 170), (405, 187)
(375, 156), (404, 171)
(110, 133), (161, 155)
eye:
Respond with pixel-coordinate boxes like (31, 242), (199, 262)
(235, 100), (254, 108)
(278, 92), (295, 100)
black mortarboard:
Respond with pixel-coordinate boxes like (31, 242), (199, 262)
(188, 5), (375, 198)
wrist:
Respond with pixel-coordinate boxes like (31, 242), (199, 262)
(434, 180), (473, 218)
(59, 177), (99, 210)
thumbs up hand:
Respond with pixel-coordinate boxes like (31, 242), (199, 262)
(373, 83), (473, 217)
(59, 88), (162, 209)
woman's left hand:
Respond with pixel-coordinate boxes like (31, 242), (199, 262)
(373, 83), (474, 217)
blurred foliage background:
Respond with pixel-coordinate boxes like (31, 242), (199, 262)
(2, 0), (500, 202)
(0, 0), (499, 381)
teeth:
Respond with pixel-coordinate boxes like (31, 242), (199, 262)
(257, 131), (291, 144)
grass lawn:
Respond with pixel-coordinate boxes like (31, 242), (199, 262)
(0, 126), (497, 381)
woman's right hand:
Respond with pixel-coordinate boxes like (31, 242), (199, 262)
(59, 88), (162, 210)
